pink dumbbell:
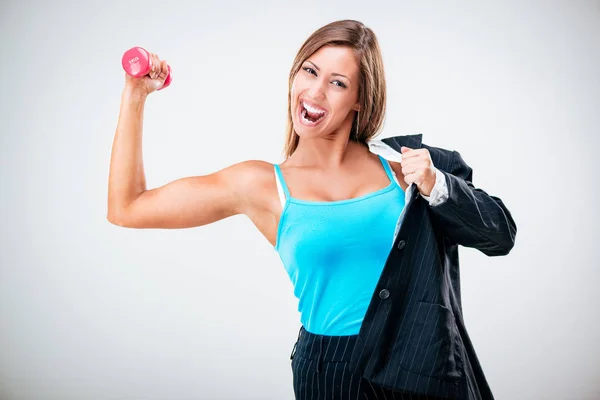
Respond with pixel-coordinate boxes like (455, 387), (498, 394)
(121, 47), (172, 90)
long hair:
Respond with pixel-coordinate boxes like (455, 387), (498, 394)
(283, 20), (387, 159)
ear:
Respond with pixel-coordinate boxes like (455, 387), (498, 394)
(352, 102), (361, 112)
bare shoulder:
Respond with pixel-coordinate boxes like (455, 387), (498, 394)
(229, 159), (281, 215)
(229, 159), (284, 247)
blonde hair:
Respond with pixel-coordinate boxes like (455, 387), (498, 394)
(283, 20), (387, 159)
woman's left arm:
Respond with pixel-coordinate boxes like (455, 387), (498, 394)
(400, 146), (517, 256)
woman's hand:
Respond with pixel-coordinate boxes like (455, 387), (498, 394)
(399, 146), (436, 196)
(123, 52), (169, 98)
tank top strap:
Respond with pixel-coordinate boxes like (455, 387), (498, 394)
(273, 163), (291, 201)
(377, 154), (401, 188)
(378, 154), (395, 180)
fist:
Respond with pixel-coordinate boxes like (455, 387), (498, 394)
(124, 52), (169, 96)
(400, 146), (436, 196)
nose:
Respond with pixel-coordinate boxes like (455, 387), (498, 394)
(307, 78), (327, 101)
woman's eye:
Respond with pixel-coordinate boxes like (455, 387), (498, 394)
(303, 67), (347, 88)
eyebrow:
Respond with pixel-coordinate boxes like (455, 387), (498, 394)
(305, 60), (351, 82)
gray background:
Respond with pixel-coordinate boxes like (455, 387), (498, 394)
(1, 0), (599, 399)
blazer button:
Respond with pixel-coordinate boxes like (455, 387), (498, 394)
(397, 240), (406, 250)
(379, 289), (390, 299)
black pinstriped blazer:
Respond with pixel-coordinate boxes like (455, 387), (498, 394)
(347, 134), (517, 399)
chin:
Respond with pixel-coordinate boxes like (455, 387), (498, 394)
(293, 124), (324, 138)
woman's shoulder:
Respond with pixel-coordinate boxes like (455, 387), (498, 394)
(228, 159), (279, 188)
(226, 160), (282, 211)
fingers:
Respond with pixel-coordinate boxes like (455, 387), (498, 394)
(401, 164), (417, 176)
(147, 53), (154, 78)
(147, 53), (169, 83)
(150, 52), (158, 79)
(146, 52), (159, 80)
(401, 154), (429, 169)
(400, 147), (419, 159)
(158, 60), (169, 82)
(399, 148), (432, 179)
(402, 172), (415, 186)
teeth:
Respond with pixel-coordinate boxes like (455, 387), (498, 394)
(302, 101), (325, 115)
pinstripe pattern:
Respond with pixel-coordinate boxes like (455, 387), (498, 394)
(291, 326), (449, 399)
(340, 134), (517, 400)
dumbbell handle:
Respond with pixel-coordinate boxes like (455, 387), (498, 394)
(121, 47), (172, 90)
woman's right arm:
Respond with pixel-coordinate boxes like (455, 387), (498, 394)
(107, 52), (252, 229)
(107, 162), (251, 229)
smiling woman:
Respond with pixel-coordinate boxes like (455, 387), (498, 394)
(107, 18), (516, 400)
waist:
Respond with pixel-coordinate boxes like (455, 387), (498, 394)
(292, 325), (359, 363)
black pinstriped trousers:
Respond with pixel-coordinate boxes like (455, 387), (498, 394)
(290, 326), (449, 400)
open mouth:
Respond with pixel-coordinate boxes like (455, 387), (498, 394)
(299, 101), (326, 126)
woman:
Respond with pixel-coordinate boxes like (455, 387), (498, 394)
(108, 20), (516, 400)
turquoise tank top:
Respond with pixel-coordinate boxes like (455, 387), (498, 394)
(273, 155), (406, 336)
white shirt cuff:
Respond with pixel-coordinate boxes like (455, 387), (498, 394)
(420, 167), (448, 207)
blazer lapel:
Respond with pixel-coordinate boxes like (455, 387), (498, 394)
(381, 134), (424, 202)
(381, 133), (423, 152)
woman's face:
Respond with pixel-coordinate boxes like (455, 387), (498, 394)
(291, 45), (360, 139)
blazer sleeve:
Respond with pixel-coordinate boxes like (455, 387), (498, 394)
(426, 150), (517, 256)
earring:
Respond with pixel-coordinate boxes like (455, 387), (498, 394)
(355, 111), (360, 137)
